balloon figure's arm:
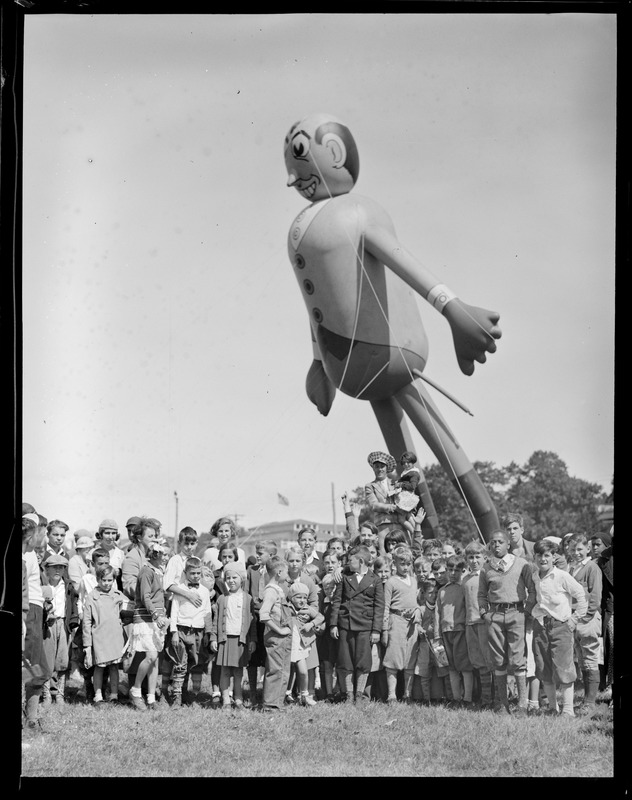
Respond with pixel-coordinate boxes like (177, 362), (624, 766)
(305, 324), (336, 415)
(363, 223), (502, 376)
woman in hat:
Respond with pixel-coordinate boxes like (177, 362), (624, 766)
(67, 534), (95, 592)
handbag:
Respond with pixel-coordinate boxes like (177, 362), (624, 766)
(120, 637), (135, 673)
(424, 632), (449, 668)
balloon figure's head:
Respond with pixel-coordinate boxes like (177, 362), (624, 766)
(284, 113), (360, 202)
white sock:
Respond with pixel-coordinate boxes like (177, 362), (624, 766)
(130, 686), (142, 698)
(146, 693), (156, 704)
(94, 690), (103, 701)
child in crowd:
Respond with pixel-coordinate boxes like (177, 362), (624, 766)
(211, 562), (256, 710)
(41, 554), (79, 705)
(82, 564), (128, 704)
(73, 548), (111, 702)
(325, 537), (348, 562)
(318, 549), (342, 701)
(168, 556), (213, 706)
(330, 545), (385, 703)
(436, 555), (473, 707)
(368, 555), (393, 701)
(161, 527), (211, 704)
(422, 540), (443, 563)
(298, 526), (321, 572)
(383, 529), (408, 556)
(128, 542), (169, 710)
(441, 540), (462, 559)
(287, 582), (324, 706)
(245, 540), (278, 705)
(214, 543), (240, 595)
(413, 555), (432, 583)
(259, 556), (293, 711)
(462, 541), (494, 708)
(531, 539), (588, 716)
(67, 536), (94, 593)
(382, 546), (419, 703)
(46, 520), (70, 560)
(431, 558), (449, 588)
(414, 578), (440, 704)
(283, 546), (320, 702)
(568, 533), (603, 715)
(478, 530), (536, 715)
(397, 451), (421, 494)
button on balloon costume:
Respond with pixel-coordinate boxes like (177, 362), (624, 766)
(284, 113), (502, 540)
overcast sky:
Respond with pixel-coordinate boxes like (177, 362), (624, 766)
(22, 13), (615, 537)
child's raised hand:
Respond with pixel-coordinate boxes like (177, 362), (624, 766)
(341, 492), (350, 511)
(414, 507), (427, 525)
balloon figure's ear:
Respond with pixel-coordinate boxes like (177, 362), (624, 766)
(321, 132), (347, 169)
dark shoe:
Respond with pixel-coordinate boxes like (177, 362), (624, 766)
(493, 702), (511, 715)
(93, 697), (104, 706)
(210, 694), (221, 707)
(301, 693), (317, 707)
(284, 693), (296, 706)
(146, 702), (157, 711)
(333, 692), (348, 704)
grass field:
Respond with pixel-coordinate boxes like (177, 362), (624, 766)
(20, 673), (615, 780)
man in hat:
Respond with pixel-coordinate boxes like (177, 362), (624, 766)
(364, 450), (399, 552)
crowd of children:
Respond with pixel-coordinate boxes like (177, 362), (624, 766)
(21, 450), (614, 732)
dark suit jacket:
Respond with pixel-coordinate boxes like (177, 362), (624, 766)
(245, 565), (269, 613)
(329, 570), (385, 635)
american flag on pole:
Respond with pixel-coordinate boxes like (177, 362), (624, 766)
(277, 492), (290, 506)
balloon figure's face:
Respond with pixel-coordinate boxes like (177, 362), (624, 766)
(284, 112), (359, 203)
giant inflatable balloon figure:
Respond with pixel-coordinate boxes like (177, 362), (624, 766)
(284, 113), (502, 540)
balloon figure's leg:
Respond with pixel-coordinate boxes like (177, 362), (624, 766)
(370, 396), (441, 538)
(393, 380), (499, 542)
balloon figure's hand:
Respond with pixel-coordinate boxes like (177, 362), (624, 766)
(306, 359), (336, 415)
(443, 298), (501, 376)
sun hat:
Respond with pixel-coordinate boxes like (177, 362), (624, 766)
(125, 516), (141, 528)
(223, 562), (247, 581)
(23, 513), (40, 527)
(367, 450), (396, 473)
(543, 536), (562, 546)
(75, 535), (94, 550)
(98, 518), (119, 531)
(287, 582), (309, 599)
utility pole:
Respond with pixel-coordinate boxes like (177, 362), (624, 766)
(174, 491), (179, 536)
(232, 513), (244, 545)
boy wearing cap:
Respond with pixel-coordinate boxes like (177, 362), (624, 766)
(42, 554), (80, 705)
(365, 450), (400, 552)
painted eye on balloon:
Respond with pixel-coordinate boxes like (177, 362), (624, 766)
(291, 133), (311, 160)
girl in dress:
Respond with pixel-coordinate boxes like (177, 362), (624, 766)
(381, 545), (420, 703)
(211, 562), (257, 709)
(82, 564), (128, 704)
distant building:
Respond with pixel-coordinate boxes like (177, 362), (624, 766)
(237, 519), (342, 557)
